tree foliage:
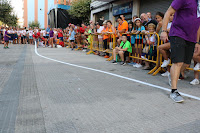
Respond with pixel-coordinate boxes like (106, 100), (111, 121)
(0, 1), (18, 26)
(28, 21), (40, 28)
(68, 0), (91, 22)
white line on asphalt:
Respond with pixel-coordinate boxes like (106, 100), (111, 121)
(35, 43), (200, 101)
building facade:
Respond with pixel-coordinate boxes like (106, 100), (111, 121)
(23, 0), (72, 28)
(91, 0), (173, 26)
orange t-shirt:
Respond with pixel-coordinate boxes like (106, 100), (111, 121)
(108, 26), (116, 38)
(118, 21), (128, 36)
(102, 27), (109, 40)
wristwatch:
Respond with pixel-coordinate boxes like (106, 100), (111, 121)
(161, 30), (168, 33)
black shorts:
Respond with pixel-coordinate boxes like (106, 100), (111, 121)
(70, 40), (75, 42)
(170, 36), (195, 64)
(5, 40), (9, 42)
(124, 51), (129, 57)
(123, 51), (130, 61)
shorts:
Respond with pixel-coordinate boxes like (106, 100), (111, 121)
(170, 36), (195, 64)
(70, 40), (75, 42)
(35, 38), (40, 42)
(59, 37), (63, 41)
(124, 51), (129, 57)
(44, 36), (49, 39)
(8, 34), (12, 40)
(29, 36), (33, 39)
(5, 40), (9, 42)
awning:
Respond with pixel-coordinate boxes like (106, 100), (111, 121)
(48, 4), (70, 14)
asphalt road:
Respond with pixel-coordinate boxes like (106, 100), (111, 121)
(0, 44), (200, 133)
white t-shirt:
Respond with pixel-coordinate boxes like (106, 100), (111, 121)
(17, 30), (20, 35)
(8, 30), (11, 34)
(167, 22), (172, 30)
(3, 29), (6, 36)
(42, 30), (46, 36)
(22, 30), (26, 36)
(28, 30), (33, 36)
(97, 26), (104, 39)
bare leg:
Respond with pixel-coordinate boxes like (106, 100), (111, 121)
(119, 51), (124, 62)
(158, 43), (170, 60)
(170, 62), (184, 89)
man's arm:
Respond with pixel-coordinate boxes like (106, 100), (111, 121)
(118, 29), (126, 33)
(160, 6), (176, 41)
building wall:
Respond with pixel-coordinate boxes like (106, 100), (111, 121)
(90, 0), (137, 26)
(23, 0), (75, 28)
(27, 0), (35, 25)
(38, 0), (45, 28)
(24, 0), (55, 28)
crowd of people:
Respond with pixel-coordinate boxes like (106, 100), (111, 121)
(1, 0), (200, 103)
(0, 26), (67, 48)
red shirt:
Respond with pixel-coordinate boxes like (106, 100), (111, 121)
(80, 26), (87, 34)
(33, 34), (38, 39)
(58, 32), (63, 37)
(37, 32), (40, 38)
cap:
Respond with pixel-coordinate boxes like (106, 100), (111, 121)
(134, 18), (141, 22)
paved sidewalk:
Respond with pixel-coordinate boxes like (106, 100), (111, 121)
(0, 44), (200, 133)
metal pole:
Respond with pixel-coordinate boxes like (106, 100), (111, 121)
(55, 8), (57, 28)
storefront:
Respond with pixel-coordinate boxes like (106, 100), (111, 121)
(113, 1), (133, 23)
(94, 9), (109, 22)
(140, 0), (173, 17)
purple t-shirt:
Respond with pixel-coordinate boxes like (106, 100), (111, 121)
(169, 0), (200, 43)
(49, 30), (54, 37)
(4, 31), (9, 41)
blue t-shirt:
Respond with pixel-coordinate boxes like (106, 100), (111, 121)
(69, 30), (76, 40)
(133, 26), (145, 39)
(46, 27), (50, 36)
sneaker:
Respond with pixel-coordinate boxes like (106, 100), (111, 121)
(190, 79), (200, 85)
(4, 47), (7, 49)
(161, 59), (170, 68)
(161, 71), (170, 77)
(112, 60), (117, 64)
(104, 55), (110, 58)
(135, 64), (142, 68)
(6, 46), (9, 49)
(170, 90), (184, 103)
(141, 56), (148, 60)
(71, 48), (74, 50)
(120, 62), (126, 66)
(168, 73), (172, 86)
(133, 63), (138, 68)
(194, 63), (200, 71)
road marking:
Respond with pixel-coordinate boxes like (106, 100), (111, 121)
(35, 43), (200, 101)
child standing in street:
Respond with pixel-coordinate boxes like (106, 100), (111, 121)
(4, 28), (11, 49)
(69, 27), (76, 50)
